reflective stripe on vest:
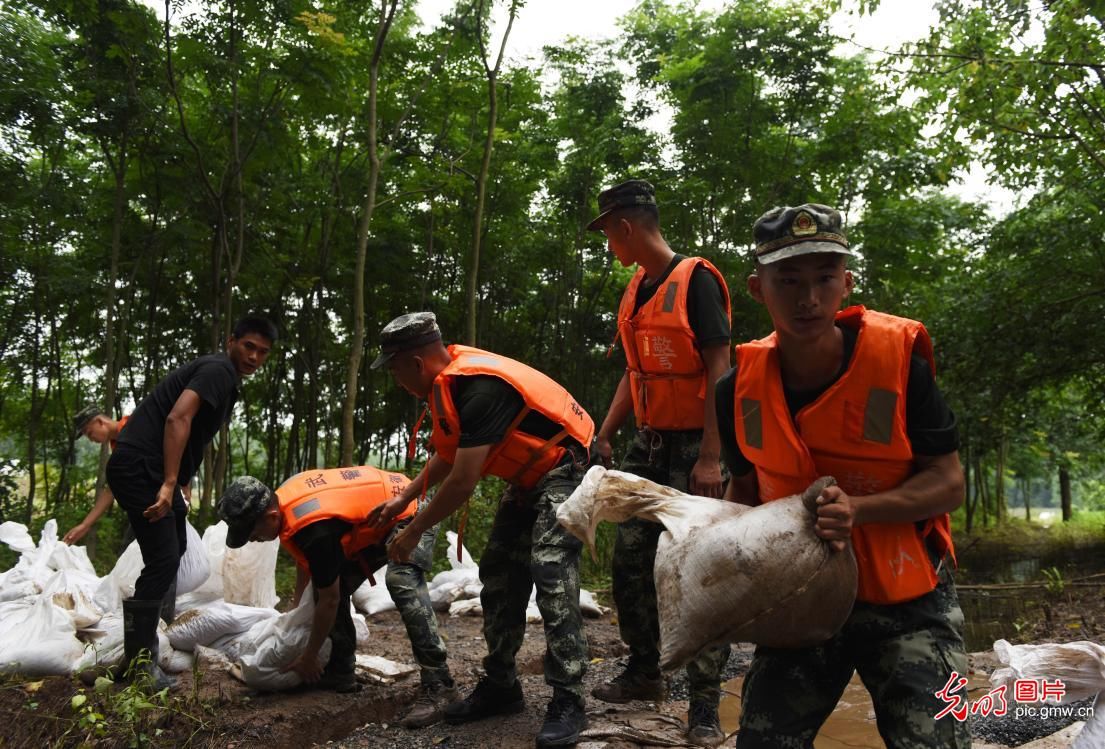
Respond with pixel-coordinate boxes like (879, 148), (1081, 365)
(429, 345), (595, 489)
(733, 305), (954, 605)
(615, 257), (731, 430)
(276, 466), (414, 570)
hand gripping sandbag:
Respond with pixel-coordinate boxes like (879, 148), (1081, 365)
(557, 466), (857, 670)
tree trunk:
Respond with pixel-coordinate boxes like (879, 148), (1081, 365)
(995, 433), (1007, 523)
(464, 0), (520, 346)
(963, 444), (975, 534)
(1059, 465), (1072, 522)
(1022, 477), (1031, 522)
(340, 0), (399, 466)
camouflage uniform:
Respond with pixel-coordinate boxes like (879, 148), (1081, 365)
(326, 517), (451, 687)
(479, 458), (589, 702)
(613, 428), (730, 705)
(736, 563), (970, 749)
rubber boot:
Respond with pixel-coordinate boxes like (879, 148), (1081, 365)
(159, 581), (177, 626)
(122, 597), (176, 691)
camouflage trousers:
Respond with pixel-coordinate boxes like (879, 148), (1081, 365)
(612, 428), (730, 707)
(329, 519), (452, 688)
(737, 566), (970, 749)
(480, 459), (589, 702)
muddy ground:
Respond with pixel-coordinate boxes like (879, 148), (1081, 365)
(1, 581), (1101, 749)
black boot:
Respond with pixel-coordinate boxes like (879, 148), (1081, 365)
(159, 581), (177, 626)
(536, 691), (587, 748)
(122, 598), (176, 691)
(443, 678), (525, 724)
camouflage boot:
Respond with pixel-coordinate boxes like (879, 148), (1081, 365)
(687, 700), (725, 747)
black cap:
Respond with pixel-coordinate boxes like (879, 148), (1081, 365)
(370, 312), (442, 370)
(73, 404), (105, 438)
(752, 203), (852, 265)
(217, 476), (275, 549)
(586, 179), (657, 231)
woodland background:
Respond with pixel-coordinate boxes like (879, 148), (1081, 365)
(1, 0), (1103, 576)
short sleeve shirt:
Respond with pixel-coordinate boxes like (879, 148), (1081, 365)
(291, 519), (351, 589)
(716, 324), (959, 477)
(115, 354), (240, 483)
(453, 375), (573, 450)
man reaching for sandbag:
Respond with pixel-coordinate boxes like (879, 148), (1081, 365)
(106, 315), (275, 690)
(216, 466), (459, 728)
(718, 204), (969, 748)
(369, 311), (595, 749)
(586, 179), (734, 747)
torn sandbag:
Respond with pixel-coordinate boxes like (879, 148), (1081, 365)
(991, 639), (1105, 749)
(558, 466), (857, 670)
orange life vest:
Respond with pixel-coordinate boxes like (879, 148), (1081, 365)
(429, 345), (595, 489)
(276, 466), (414, 570)
(733, 306), (956, 605)
(616, 256), (731, 430)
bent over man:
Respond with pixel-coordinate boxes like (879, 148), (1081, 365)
(370, 312), (594, 749)
(218, 466), (457, 725)
(107, 315), (275, 687)
(587, 179), (733, 747)
(719, 204), (969, 748)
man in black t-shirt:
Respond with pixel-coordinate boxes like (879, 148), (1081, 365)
(369, 312), (594, 749)
(105, 315), (276, 688)
(587, 180), (733, 747)
(720, 204), (969, 749)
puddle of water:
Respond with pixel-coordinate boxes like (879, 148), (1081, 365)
(720, 672), (991, 747)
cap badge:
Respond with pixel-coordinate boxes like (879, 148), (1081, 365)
(792, 211), (817, 237)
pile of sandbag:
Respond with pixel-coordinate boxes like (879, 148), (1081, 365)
(990, 639), (1105, 749)
(557, 466), (857, 670)
(350, 531), (609, 623)
(0, 518), (287, 685)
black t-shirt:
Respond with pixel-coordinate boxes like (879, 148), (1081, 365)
(115, 353), (240, 483)
(291, 518), (351, 589)
(454, 375), (576, 451)
(716, 324), (959, 478)
(632, 254), (730, 349)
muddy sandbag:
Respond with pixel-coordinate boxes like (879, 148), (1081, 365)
(166, 600), (277, 651)
(991, 639), (1105, 749)
(558, 466), (857, 670)
(235, 591), (331, 691)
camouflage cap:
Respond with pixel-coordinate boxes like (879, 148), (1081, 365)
(217, 476), (276, 549)
(752, 203), (852, 265)
(586, 179), (657, 231)
(370, 311), (442, 370)
(73, 404), (106, 438)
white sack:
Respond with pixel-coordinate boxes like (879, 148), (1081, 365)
(558, 467), (857, 670)
(40, 569), (104, 629)
(990, 639), (1105, 749)
(194, 522), (278, 608)
(352, 566), (394, 615)
(579, 588), (609, 618)
(236, 591), (331, 691)
(166, 600), (277, 651)
(352, 606), (370, 648)
(0, 596), (86, 676)
(0, 521), (35, 554)
(175, 521), (210, 595)
(48, 540), (98, 577)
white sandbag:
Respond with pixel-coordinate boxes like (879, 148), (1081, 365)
(0, 596), (86, 676)
(48, 539), (98, 577)
(74, 613), (124, 673)
(207, 630), (252, 662)
(166, 600), (277, 651)
(990, 639), (1105, 749)
(0, 600), (32, 639)
(223, 538), (279, 608)
(0, 521), (35, 554)
(448, 598), (483, 618)
(175, 521), (210, 595)
(40, 569), (104, 629)
(236, 591), (332, 691)
(352, 606), (370, 648)
(579, 588), (609, 618)
(0, 568), (41, 603)
(352, 566), (394, 615)
(162, 647), (194, 674)
(0, 520), (60, 602)
(446, 530), (478, 569)
(558, 467), (857, 670)
(192, 522), (229, 598)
